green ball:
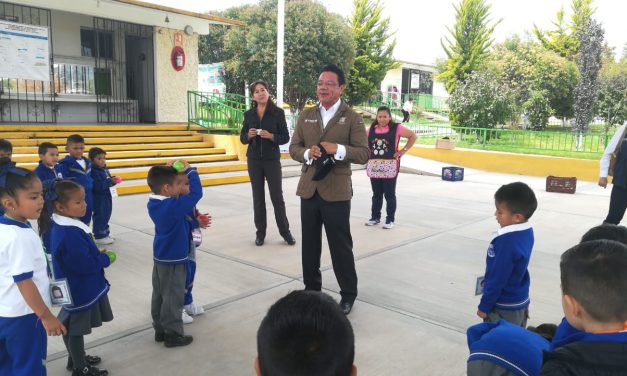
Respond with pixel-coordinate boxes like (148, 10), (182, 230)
(172, 161), (185, 172)
(106, 251), (117, 264)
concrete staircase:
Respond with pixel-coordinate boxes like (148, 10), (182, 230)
(1, 124), (250, 195)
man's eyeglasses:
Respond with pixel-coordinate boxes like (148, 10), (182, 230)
(317, 81), (339, 87)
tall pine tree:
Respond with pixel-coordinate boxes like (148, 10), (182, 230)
(437, 0), (499, 95)
(346, 0), (398, 105)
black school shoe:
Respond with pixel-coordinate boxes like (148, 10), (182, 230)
(72, 365), (108, 376)
(66, 355), (102, 370)
(282, 232), (296, 246)
(164, 333), (194, 347)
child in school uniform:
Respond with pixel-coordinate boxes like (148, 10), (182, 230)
(43, 180), (116, 376)
(88, 147), (120, 246)
(35, 142), (63, 254)
(179, 172), (211, 323)
(57, 134), (93, 225)
(147, 160), (202, 347)
(477, 182), (537, 327)
(0, 161), (66, 376)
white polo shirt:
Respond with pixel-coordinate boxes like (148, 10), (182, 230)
(0, 217), (50, 317)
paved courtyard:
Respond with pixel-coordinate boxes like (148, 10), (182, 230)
(45, 156), (611, 375)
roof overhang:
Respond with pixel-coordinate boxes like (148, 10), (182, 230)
(12, 0), (244, 34)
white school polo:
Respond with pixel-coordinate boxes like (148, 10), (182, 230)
(0, 219), (51, 317)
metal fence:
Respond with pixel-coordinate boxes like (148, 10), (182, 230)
(188, 91), (245, 131)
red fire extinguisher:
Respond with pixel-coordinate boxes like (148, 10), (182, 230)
(171, 46), (185, 71)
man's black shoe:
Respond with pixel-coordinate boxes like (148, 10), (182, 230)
(66, 355), (102, 371)
(164, 333), (194, 348)
(283, 232), (296, 246)
(154, 332), (164, 342)
(340, 301), (353, 315)
(255, 236), (264, 246)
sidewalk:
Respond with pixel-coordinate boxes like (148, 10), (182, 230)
(45, 156), (611, 375)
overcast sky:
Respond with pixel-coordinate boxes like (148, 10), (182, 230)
(148, 0), (626, 65)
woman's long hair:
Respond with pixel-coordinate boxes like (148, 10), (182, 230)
(249, 80), (279, 115)
(370, 106), (396, 128)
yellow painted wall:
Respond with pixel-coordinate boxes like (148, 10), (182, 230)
(155, 27), (198, 123)
(407, 146), (603, 182)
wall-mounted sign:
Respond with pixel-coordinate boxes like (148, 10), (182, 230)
(0, 20), (50, 81)
(174, 32), (183, 47)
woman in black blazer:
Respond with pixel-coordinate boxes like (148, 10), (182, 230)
(240, 80), (295, 246)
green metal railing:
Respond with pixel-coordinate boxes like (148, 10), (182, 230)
(188, 91), (247, 132)
(409, 124), (611, 157)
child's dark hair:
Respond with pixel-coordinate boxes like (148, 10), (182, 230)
(560, 239), (627, 323)
(320, 64), (346, 86)
(147, 165), (178, 194)
(66, 134), (85, 145)
(257, 290), (354, 376)
(371, 106), (394, 128)
(581, 224), (627, 245)
(38, 180), (83, 237)
(0, 138), (13, 153)
(494, 182), (537, 220)
(88, 147), (106, 161)
(0, 160), (40, 203)
(38, 142), (58, 156)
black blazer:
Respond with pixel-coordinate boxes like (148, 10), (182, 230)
(240, 107), (290, 160)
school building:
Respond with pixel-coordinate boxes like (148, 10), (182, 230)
(0, 0), (244, 124)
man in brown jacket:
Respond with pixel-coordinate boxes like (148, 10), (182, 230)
(289, 64), (369, 315)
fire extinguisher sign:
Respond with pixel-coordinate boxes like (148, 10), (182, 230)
(171, 46), (185, 71)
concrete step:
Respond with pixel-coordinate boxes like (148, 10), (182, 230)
(8, 135), (205, 146)
(11, 148), (226, 163)
(0, 130), (196, 139)
(0, 124), (205, 131)
(111, 161), (248, 181)
(17, 154), (238, 169)
(116, 170), (250, 195)
(12, 141), (214, 154)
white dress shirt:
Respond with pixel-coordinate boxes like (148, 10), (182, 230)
(600, 123), (627, 178)
(303, 99), (347, 164)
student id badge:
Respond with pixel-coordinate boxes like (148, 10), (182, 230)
(475, 276), (485, 296)
(192, 228), (202, 247)
(50, 279), (73, 306)
(109, 186), (118, 197)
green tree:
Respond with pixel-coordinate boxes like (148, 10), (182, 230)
(595, 58), (627, 129)
(448, 70), (515, 129)
(437, 0), (499, 95)
(533, 0), (595, 60)
(523, 90), (553, 129)
(573, 19), (604, 148)
(345, 0), (398, 105)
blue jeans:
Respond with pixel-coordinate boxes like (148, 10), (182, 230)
(370, 177), (398, 223)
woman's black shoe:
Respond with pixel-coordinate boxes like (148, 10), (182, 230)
(164, 333), (194, 347)
(72, 365), (108, 376)
(67, 355), (102, 371)
(283, 232), (296, 246)
(255, 236), (264, 246)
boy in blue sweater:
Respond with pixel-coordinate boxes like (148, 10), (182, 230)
(34, 142), (63, 183)
(541, 240), (627, 374)
(89, 147), (119, 246)
(477, 182), (537, 327)
(57, 134), (93, 225)
(147, 160), (202, 348)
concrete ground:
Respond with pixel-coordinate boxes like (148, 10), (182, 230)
(45, 156), (611, 375)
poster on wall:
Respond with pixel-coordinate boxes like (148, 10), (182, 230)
(198, 63), (226, 93)
(410, 72), (421, 90)
(0, 20), (50, 81)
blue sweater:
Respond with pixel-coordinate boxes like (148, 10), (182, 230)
(479, 223), (534, 313)
(50, 215), (110, 312)
(468, 320), (550, 376)
(57, 156), (93, 197)
(90, 165), (114, 197)
(34, 161), (63, 183)
(148, 169), (202, 264)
